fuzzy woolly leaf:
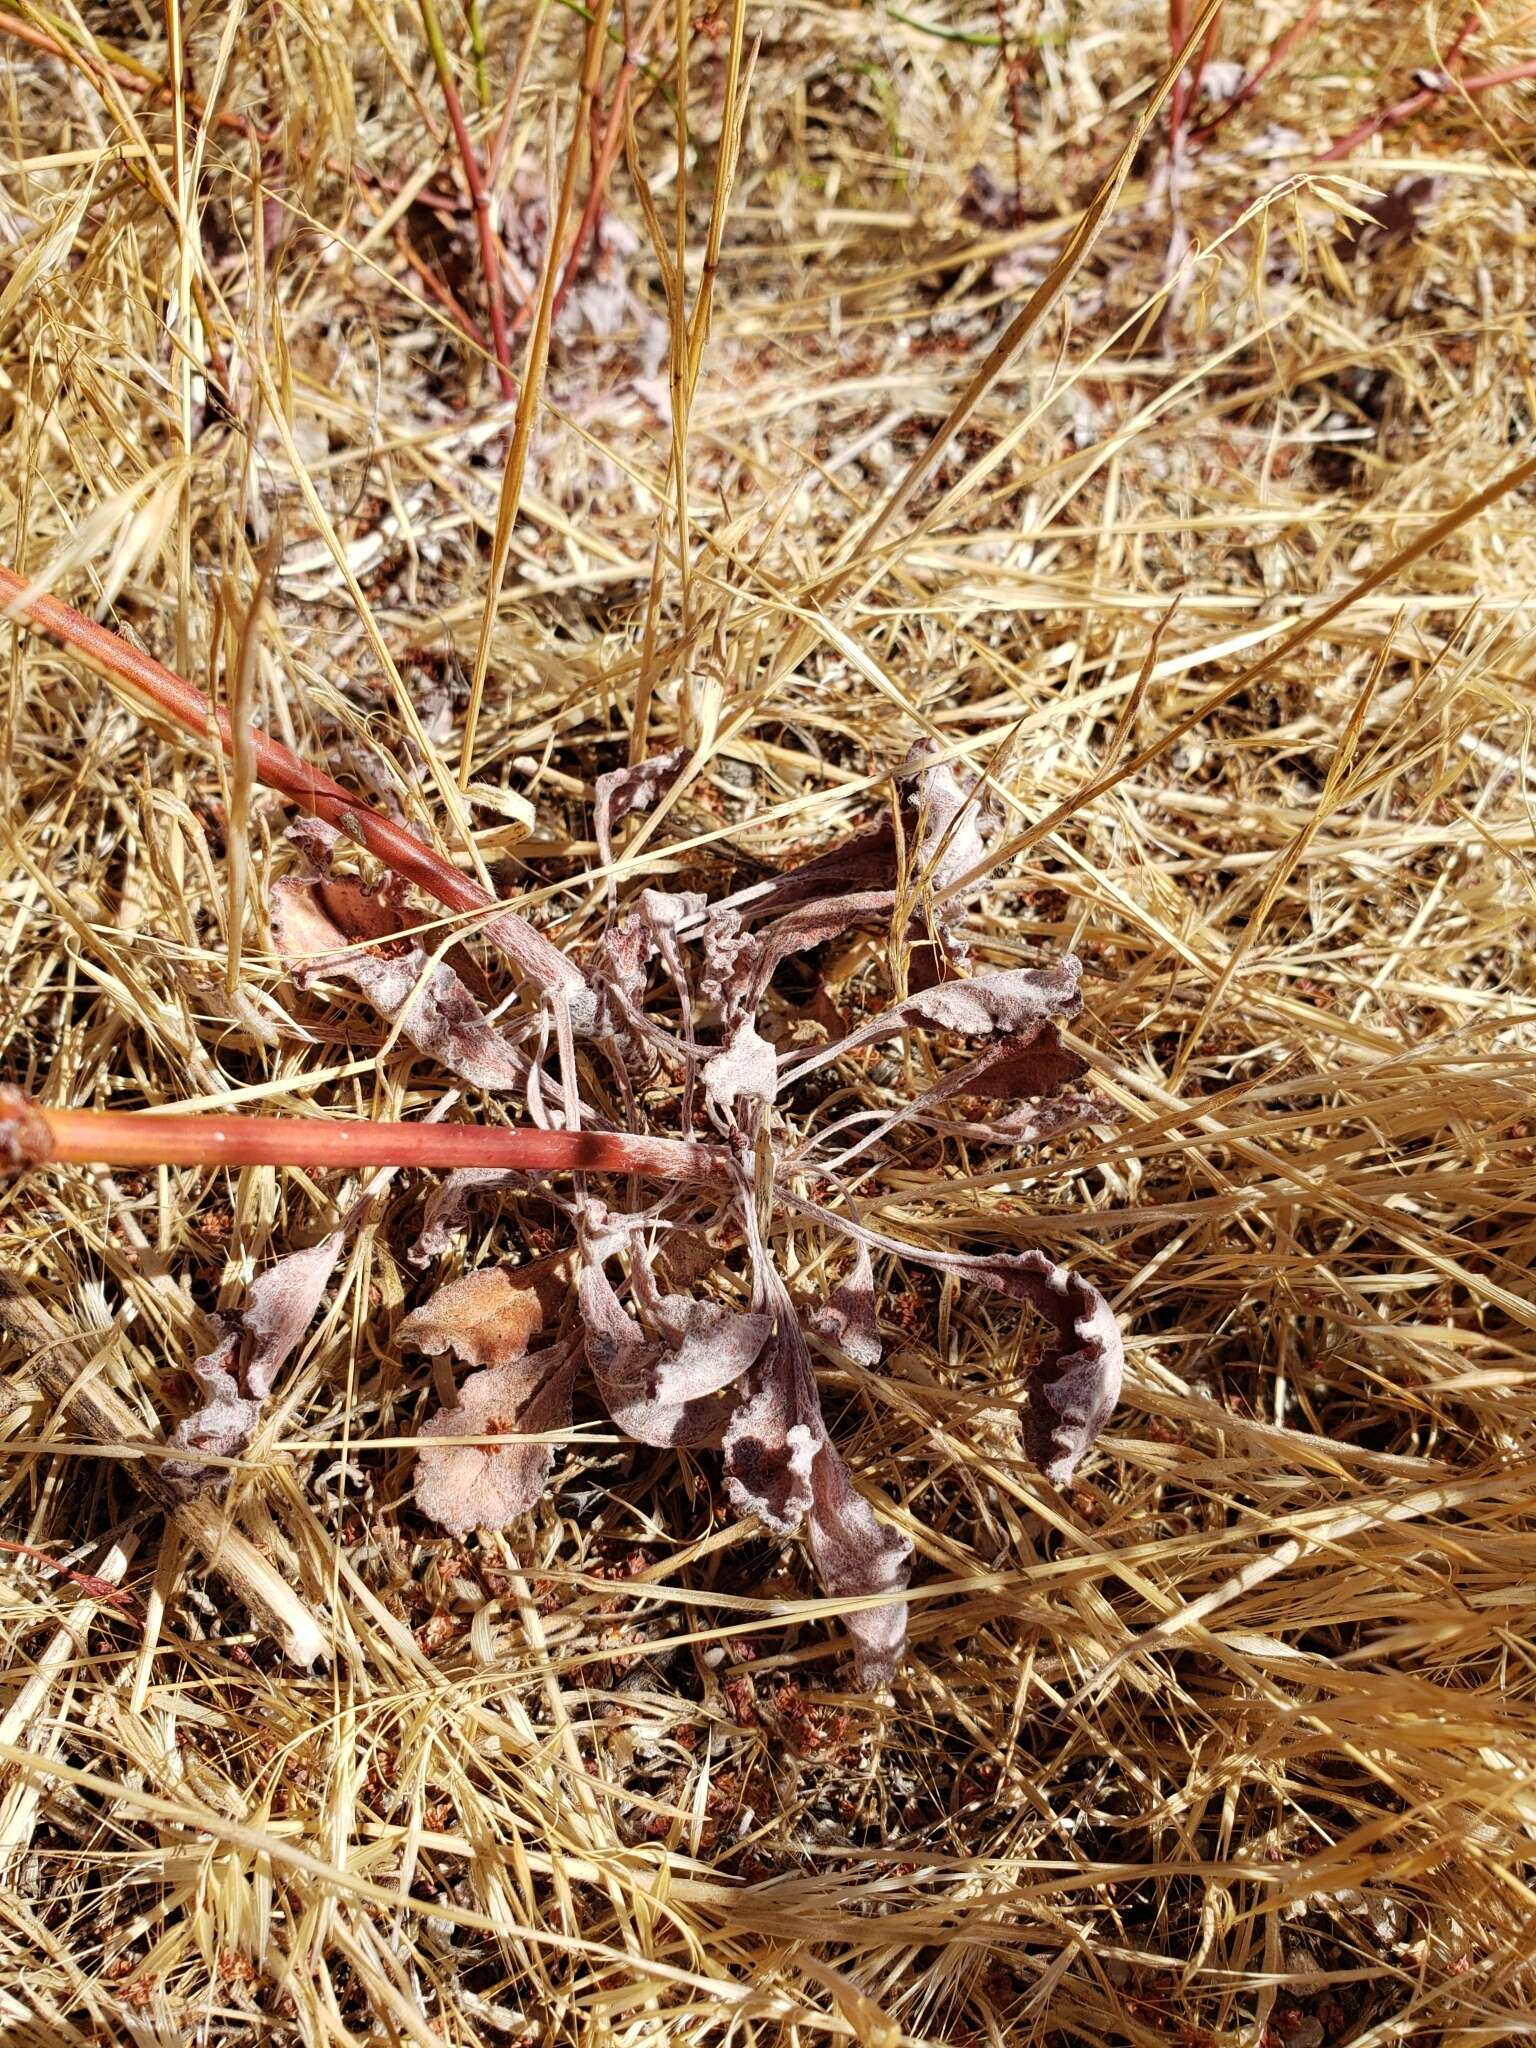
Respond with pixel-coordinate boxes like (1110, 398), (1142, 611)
(270, 876), (523, 1093)
(724, 1272), (911, 1684)
(414, 1344), (575, 1536)
(168, 1232), (345, 1478)
(398, 1258), (569, 1369)
(579, 1259), (770, 1447)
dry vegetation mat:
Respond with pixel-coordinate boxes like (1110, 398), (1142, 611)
(1, 0), (1535, 2041)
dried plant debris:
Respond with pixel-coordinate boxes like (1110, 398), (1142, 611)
(168, 1231), (345, 1477)
(197, 742), (1120, 1681)
(270, 824), (525, 1091)
(413, 1344), (578, 1537)
(1334, 173), (1445, 261)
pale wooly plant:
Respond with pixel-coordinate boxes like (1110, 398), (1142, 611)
(0, 573), (1122, 1685)
(179, 748), (1120, 1684)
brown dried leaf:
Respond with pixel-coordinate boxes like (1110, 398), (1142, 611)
(788, 958), (1083, 1083)
(724, 1270), (911, 1684)
(956, 1022), (1089, 1102)
(414, 1344), (575, 1536)
(795, 1207), (1123, 1490)
(398, 1258), (570, 1369)
(168, 1232), (345, 1476)
(594, 746), (688, 873)
(1335, 174), (1444, 261)
(270, 876), (524, 1093)
(908, 1241), (1121, 1485)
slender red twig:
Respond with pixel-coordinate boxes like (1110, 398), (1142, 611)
(0, 1090), (724, 1183)
(1190, 0), (1323, 140)
(1317, 56), (1536, 161)
(393, 220), (493, 350)
(1167, 0), (1192, 159)
(418, 0), (516, 398)
(0, 7), (465, 214)
(520, 0), (666, 338)
(1187, 3), (1224, 114)
(0, 1536), (138, 1613)
(0, 566), (592, 1018)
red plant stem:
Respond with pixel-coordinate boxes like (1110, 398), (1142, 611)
(3, 1094), (724, 1182)
(1188, 2), (1224, 111)
(1191, 0), (1323, 140)
(0, 566), (592, 1019)
(520, 0), (665, 338)
(393, 220), (493, 350)
(418, 0), (516, 398)
(1316, 57), (1536, 161)
(1167, 0), (1192, 155)
(0, 1537), (137, 1612)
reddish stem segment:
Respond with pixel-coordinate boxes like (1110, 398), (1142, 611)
(0, 565), (593, 1022)
(1190, 0), (1323, 140)
(418, 0), (517, 396)
(0, 8), (464, 212)
(529, 0), (666, 338)
(2, 1091), (723, 1182)
(1316, 57), (1536, 161)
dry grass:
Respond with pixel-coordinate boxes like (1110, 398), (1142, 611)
(2, 0), (1536, 2041)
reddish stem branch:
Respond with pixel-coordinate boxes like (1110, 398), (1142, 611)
(518, 0), (665, 339)
(1, 1090), (724, 1183)
(0, 8), (465, 214)
(418, 0), (516, 398)
(1190, 0), (1323, 140)
(1167, 0), (1192, 155)
(0, 566), (592, 1021)
(1316, 56), (1536, 161)
(0, 1536), (137, 1613)
(393, 220), (493, 349)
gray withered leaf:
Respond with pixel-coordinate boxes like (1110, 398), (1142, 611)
(808, 1242), (882, 1369)
(804, 1019), (1098, 1179)
(786, 957), (1084, 1083)
(578, 1252), (771, 1447)
(898, 743), (998, 904)
(952, 1020), (1089, 1102)
(413, 1343), (576, 1536)
(914, 1243), (1122, 1486)
(974, 1249), (1124, 1485)
(1335, 173), (1444, 261)
(790, 1204), (1123, 1490)
(167, 1231), (345, 1480)
(269, 871), (524, 1094)
(702, 1016), (780, 1118)
(594, 746), (688, 872)
(589, 887), (708, 1058)
(807, 1430), (911, 1688)
(407, 1167), (528, 1266)
(723, 1267), (911, 1685)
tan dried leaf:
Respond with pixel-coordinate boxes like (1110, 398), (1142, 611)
(398, 1257), (570, 1370)
(414, 1345), (575, 1536)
